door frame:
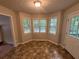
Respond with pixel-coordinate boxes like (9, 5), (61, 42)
(0, 13), (17, 46)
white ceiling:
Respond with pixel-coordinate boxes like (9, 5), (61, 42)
(0, 0), (79, 14)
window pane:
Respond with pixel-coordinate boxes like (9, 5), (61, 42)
(40, 19), (46, 32)
(34, 27), (39, 32)
(22, 17), (31, 33)
(69, 16), (79, 37)
(49, 17), (57, 34)
(50, 27), (56, 34)
(40, 27), (46, 32)
(33, 19), (39, 32)
(78, 29), (79, 37)
(40, 19), (46, 27)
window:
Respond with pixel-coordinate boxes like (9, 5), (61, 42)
(40, 18), (47, 32)
(69, 16), (79, 38)
(33, 19), (39, 32)
(22, 17), (31, 33)
(33, 18), (47, 33)
(49, 17), (57, 34)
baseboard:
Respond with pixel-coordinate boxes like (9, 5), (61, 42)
(59, 43), (65, 48)
(21, 39), (58, 46)
(5, 41), (14, 45)
(21, 39), (33, 44)
(59, 44), (75, 59)
(63, 48), (75, 59)
(13, 39), (60, 48)
(14, 43), (21, 47)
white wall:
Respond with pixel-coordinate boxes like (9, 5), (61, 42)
(61, 3), (79, 59)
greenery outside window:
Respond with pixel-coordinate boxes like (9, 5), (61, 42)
(33, 18), (46, 33)
(22, 17), (31, 33)
(33, 19), (39, 32)
(40, 18), (47, 32)
(49, 17), (57, 34)
(69, 16), (79, 38)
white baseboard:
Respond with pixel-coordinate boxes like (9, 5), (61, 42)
(59, 43), (65, 48)
(6, 41), (14, 45)
(21, 39), (58, 46)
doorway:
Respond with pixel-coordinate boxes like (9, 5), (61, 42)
(0, 14), (14, 45)
(0, 14), (14, 57)
(0, 26), (4, 45)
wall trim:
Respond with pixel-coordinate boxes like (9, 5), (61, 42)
(17, 39), (58, 46)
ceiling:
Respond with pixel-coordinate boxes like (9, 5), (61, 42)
(0, 0), (79, 14)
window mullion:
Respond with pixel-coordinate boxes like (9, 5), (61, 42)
(39, 19), (40, 33)
(78, 19), (79, 37)
(76, 19), (78, 37)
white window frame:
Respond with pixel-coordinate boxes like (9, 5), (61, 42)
(49, 16), (57, 34)
(33, 19), (40, 33)
(67, 11), (79, 40)
(33, 18), (47, 33)
(22, 17), (31, 33)
(39, 18), (47, 33)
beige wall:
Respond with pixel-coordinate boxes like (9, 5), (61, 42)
(0, 5), (20, 46)
(61, 3), (79, 59)
(19, 12), (32, 43)
(15, 12), (23, 44)
(48, 12), (62, 44)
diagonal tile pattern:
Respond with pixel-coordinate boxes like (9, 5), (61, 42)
(1, 41), (74, 59)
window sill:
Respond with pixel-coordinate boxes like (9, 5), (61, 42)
(68, 35), (79, 40)
(24, 33), (31, 34)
